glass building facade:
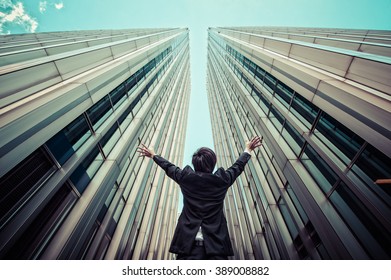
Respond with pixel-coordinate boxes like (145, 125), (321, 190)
(0, 28), (190, 259)
(207, 27), (391, 259)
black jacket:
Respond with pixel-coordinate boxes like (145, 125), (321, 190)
(153, 152), (251, 256)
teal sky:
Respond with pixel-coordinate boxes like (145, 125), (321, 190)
(1, 0), (391, 167)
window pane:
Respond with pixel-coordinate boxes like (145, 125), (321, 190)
(109, 84), (127, 110)
(253, 86), (270, 114)
(126, 75), (137, 95)
(286, 185), (309, 224)
(46, 114), (92, 165)
(275, 81), (294, 108)
(351, 144), (391, 205)
(314, 112), (364, 164)
(282, 121), (305, 156)
(0, 148), (56, 223)
(241, 72), (252, 92)
(290, 93), (319, 129)
(135, 68), (145, 83)
(70, 147), (104, 194)
(330, 181), (391, 259)
(3, 182), (77, 259)
(254, 66), (265, 84)
(263, 72), (276, 93)
(100, 123), (121, 157)
(301, 145), (338, 193)
(278, 197), (299, 238)
(269, 105), (284, 132)
(86, 95), (113, 130)
(143, 58), (156, 75)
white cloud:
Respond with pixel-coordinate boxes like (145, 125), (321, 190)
(0, 1), (38, 34)
(0, 0), (13, 9)
(54, 2), (63, 10)
(38, 1), (64, 14)
(39, 1), (47, 13)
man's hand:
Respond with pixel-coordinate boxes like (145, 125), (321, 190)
(137, 143), (156, 158)
(246, 136), (263, 152)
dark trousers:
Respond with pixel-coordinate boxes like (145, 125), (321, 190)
(176, 241), (228, 260)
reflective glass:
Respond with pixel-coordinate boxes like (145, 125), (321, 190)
(301, 144), (338, 193)
(0, 148), (56, 222)
(46, 115), (92, 165)
(3, 182), (77, 259)
(290, 93), (319, 129)
(351, 144), (391, 205)
(254, 66), (265, 84)
(330, 181), (391, 259)
(287, 186), (309, 224)
(70, 147), (104, 194)
(109, 84), (127, 110)
(281, 121), (305, 156)
(100, 123), (121, 157)
(263, 72), (276, 93)
(269, 105), (284, 132)
(275, 81), (294, 108)
(314, 112), (364, 164)
(87, 95), (113, 130)
(253, 86), (270, 114)
(126, 75), (137, 95)
(278, 197), (299, 238)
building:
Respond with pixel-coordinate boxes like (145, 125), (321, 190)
(0, 28), (191, 259)
(207, 27), (391, 259)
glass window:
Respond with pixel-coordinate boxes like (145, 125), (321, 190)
(126, 75), (137, 95)
(275, 81), (294, 108)
(301, 144), (338, 194)
(0, 148), (56, 223)
(269, 105), (284, 132)
(242, 57), (249, 70)
(96, 183), (117, 224)
(330, 181), (391, 259)
(135, 68), (145, 84)
(278, 197), (299, 238)
(100, 123), (121, 157)
(314, 112), (364, 164)
(46, 114), (92, 165)
(286, 184), (309, 224)
(69, 147), (104, 195)
(241, 72), (252, 93)
(118, 102), (133, 132)
(252, 86), (270, 115)
(350, 144), (391, 206)
(107, 197), (125, 238)
(86, 95), (113, 131)
(263, 72), (276, 93)
(293, 235), (309, 259)
(248, 60), (257, 76)
(254, 66), (265, 84)
(290, 93), (319, 129)
(143, 58), (156, 75)
(109, 84), (127, 110)
(3, 182), (78, 259)
(281, 121), (305, 156)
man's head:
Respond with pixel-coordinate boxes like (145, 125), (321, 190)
(192, 147), (217, 173)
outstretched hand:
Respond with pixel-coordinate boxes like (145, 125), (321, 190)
(246, 136), (263, 152)
(137, 143), (156, 158)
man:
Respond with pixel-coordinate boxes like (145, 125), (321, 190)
(137, 136), (262, 260)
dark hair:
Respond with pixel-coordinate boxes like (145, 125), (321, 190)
(192, 147), (217, 173)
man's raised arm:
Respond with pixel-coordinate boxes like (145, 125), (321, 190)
(225, 136), (263, 185)
(137, 143), (183, 184)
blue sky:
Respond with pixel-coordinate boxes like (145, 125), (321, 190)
(1, 0), (391, 167)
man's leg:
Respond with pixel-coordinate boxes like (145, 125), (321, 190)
(176, 242), (207, 260)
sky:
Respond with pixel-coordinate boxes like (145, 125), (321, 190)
(1, 0), (391, 168)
